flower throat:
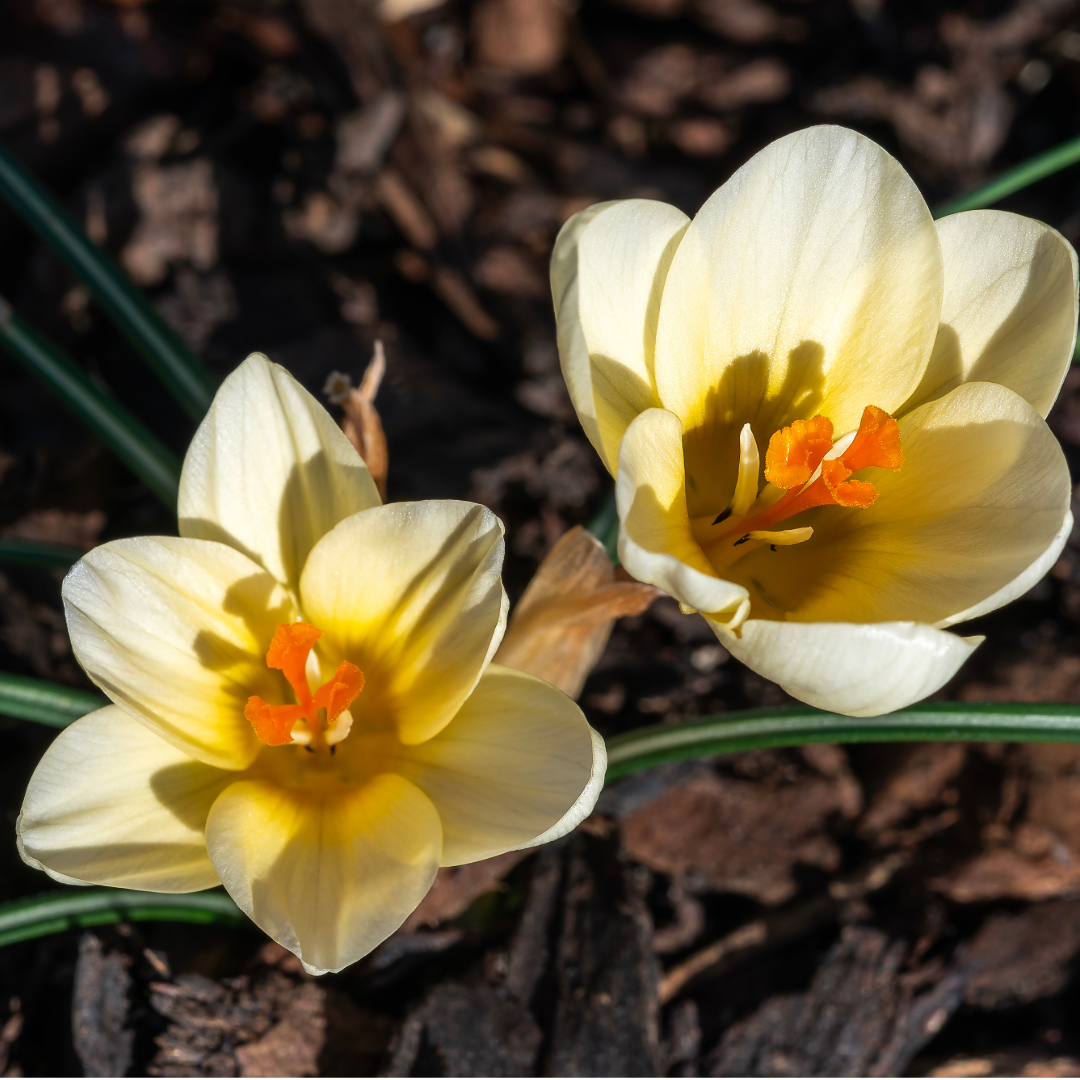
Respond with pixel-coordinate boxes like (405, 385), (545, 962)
(706, 404), (903, 562)
(245, 622), (364, 751)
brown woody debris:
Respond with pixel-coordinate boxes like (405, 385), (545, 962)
(73, 934), (133, 1079)
(621, 755), (861, 904)
(963, 900), (1080, 1010)
(149, 961), (392, 1077)
(933, 744), (1080, 903)
(383, 982), (542, 1076)
(549, 834), (662, 1076)
(472, 0), (568, 75)
(122, 159), (218, 286)
(1, 507), (104, 549)
(494, 526), (660, 698)
(705, 926), (964, 1078)
(401, 850), (529, 932)
(859, 743), (968, 840)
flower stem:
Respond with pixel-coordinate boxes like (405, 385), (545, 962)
(932, 132), (1080, 218)
(0, 889), (247, 948)
(0, 297), (181, 509)
(0, 141), (216, 422)
(0, 672), (105, 728)
(605, 701), (1080, 780)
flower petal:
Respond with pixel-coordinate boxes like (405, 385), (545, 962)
(727, 381), (1072, 627)
(616, 408), (750, 624)
(179, 354), (381, 593)
(552, 199), (690, 473)
(907, 211), (1079, 418)
(18, 706), (230, 891)
(396, 664), (605, 865)
(938, 509), (1073, 628)
(205, 773), (441, 975)
(653, 125), (943, 515)
(300, 501), (508, 745)
(710, 618), (981, 717)
(63, 537), (295, 770)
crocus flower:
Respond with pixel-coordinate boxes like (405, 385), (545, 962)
(18, 355), (604, 974)
(552, 125), (1077, 716)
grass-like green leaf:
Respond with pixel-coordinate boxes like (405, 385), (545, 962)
(0, 298), (181, 508)
(932, 133), (1080, 219)
(0, 141), (216, 421)
(605, 701), (1080, 780)
(0, 538), (83, 570)
(585, 492), (619, 563)
(0, 889), (248, 948)
(0, 672), (105, 728)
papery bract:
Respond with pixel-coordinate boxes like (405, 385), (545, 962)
(552, 125), (1077, 716)
(18, 354), (605, 974)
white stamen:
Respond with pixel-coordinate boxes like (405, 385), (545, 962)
(325, 708), (354, 746)
(304, 646), (322, 695)
(730, 423), (760, 518)
(746, 527), (814, 546)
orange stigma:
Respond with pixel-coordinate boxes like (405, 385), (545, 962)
(245, 622), (364, 748)
(712, 405), (903, 549)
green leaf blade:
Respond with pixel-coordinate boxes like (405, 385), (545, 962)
(0, 672), (106, 727)
(0, 301), (181, 508)
(604, 701), (1080, 780)
(0, 141), (216, 421)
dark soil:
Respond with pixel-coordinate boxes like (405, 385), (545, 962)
(4, 0), (1080, 1074)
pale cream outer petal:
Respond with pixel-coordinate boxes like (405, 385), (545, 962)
(205, 773), (442, 975)
(63, 537), (295, 770)
(397, 664), (604, 866)
(908, 211), (1079, 418)
(654, 126), (943, 515)
(179, 353), (381, 593)
(711, 619), (982, 717)
(552, 200), (690, 473)
(938, 510), (1073, 628)
(18, 706), (230, 891)
(300, 501), (508, 746)
(616, 408), (750, 623)
(731, 382), (1072, 627)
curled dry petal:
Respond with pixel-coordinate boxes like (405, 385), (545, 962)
(340, 340), (390, 500)
(494, 526), (661, 699)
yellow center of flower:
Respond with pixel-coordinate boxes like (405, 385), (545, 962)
(245, 622), (364, 752)
(705, 404), (903, 563)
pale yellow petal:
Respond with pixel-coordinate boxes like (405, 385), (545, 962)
(728, 381), (1071, 627)
(906, 211), (1079, 418)
(300, 501), (508, 745)
(18, 706), (230, 891)
(179, 353), (381, 593)
(938, 509), (1073, 628)
(711, 618), (981, 717)
(205, 773), (441, 975)
(397, 665), (604, 865)
(654, 125), (943, 516)
(616, 408), (750, 623)
(63, 537), (295, 770)
(552, 200), (690, 473)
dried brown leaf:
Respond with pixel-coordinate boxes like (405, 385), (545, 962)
(340, 341), (389, 500)
(494, 526), (661, 698)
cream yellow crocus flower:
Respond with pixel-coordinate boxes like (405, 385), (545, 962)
(553, 125), (1077, 716)
(17, 354), (605, 975)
